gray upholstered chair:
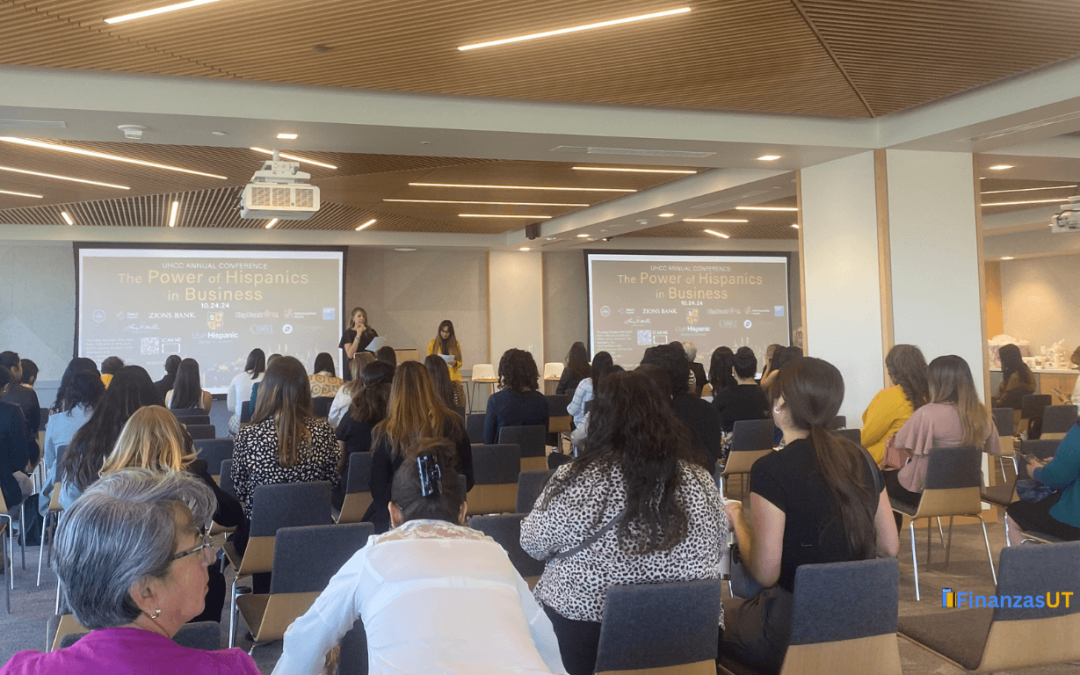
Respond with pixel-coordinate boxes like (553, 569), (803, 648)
(719, 558), (901, 675)
(176, 413), (211, 425)
(1040, 405), (1078, 440)
(721, 419), (775, 498)
(828, 415), (846, 430)
(516, 469), (555, 514)
(237, 523), (373, 651)
(1020, 438), (1060, 464)
(240, 400), (252, 423)
(223, 481), (333, 647)
(467, 444), (520, 515)
(834, 428), (861, 445)
(499, 424), (547, 472)
(173, 407), (209, 419)
(60, 621), (222, 650)
(466, 414), (485, 445)
(184, 423), (216, 440)
(193, 437), (233, 481)
(899, 542), (1080, 673)
(890, 446), (995, 601)
(219, 459), (237, 500)
(595, 579), (722, 675)
(337, 617), (368, 675)
(337, 452), (373, 524)
(469, 514), (544, 588)
(1020, 394), (1052, 437)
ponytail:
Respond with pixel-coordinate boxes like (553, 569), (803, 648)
(808, 425), (879, 560)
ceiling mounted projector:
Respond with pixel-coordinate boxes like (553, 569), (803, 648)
(1050, 195), (1080, 233)
(240, 160), (320, 221)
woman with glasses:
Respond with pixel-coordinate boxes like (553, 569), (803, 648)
(0, 469), (260, 674)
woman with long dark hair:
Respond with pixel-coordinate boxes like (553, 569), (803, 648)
(721, 358), (898, 672)
(567, 351), (613, 427)
(426, 319), (464, 390)
(995, 343), (1035, 410)
(153, 354), (182, 401)
(363, 362), (473, 534)
(340, 308), (378, 380)
(862, 344), (930, 467)
(166, 358), (211, 411)
(50, 357), (99, 415)
(309, 351), (344, 399)
(708, 346), (736, 394)
(59, 366), (163, 509)
(227, 349), (265, 436)
(336, 360), (395, 469)
(556, 342), (591, 396)
(522, 370), (726, 675)
(40, 368), (104, 516)
(424, 353), (460, 410)
(483, 349), (549, 445)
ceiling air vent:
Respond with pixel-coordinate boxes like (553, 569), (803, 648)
(0, 119), (67, 129)
(551, 145), (714, 158)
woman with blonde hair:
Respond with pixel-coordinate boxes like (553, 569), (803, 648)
(363, 361), (473, 533)
(100, 405), (243, 622)
(328, 352), (377, 428)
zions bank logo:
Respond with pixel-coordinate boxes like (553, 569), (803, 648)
(943, 587), (1073, 609)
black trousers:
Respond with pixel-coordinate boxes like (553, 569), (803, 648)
(884, 469), (921, 533)
(544, 605), (602, 675)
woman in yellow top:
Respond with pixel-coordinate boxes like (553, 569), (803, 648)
(862, 344), (929, 467)
(427, 320), (463, 380)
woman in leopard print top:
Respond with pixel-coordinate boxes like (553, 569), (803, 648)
(521, 369), (726, 675)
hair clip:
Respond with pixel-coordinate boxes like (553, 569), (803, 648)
(417, 454), (442, 497)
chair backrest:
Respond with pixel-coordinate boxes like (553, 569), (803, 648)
(172, 407), (207, 419)
(594, 580), (722, 674)
(498, 424), (547, 458)
(544, 394), (570, 418)
(1041, 405), (1079, 436)
(311, 396), (333, 419)
(469, 444), (520, 514)
(991, 407), (1016, 437)
(469, 514), (545, 582)
(193, 438), (233, 477)
(516, 469), (555, 513)
(177, 414), (210, 426)
(1021, 394), (1052, 419)
(730, 419), (775, 453)
(978, 541), (1080, 672)
(543, 362), (564, 380)
(337, 618), (369, 675)
(1020, 438), (1060, 462)
(269, 523), (373, 594)
(454, 406), (466, 421)
(394, 349), (420, 363)
(828, 415), (847, 430)
(834, 428), (861, 445)
(918, 446), (982, 517)
(249, 481), (333, 537)
(219, 459), (236, 498)
(338, 452), (374, 524)
(780, 558), (901, 675)
(472, 363), (496, 381)
(61, 621), (222, 651)
(185, 423), (215, 440)
(466, 414), (485, 445)
(240, 400), (252, 423)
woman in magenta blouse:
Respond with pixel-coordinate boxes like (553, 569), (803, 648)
(1, 469), (260, 675)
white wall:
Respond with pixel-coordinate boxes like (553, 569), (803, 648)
(1001, 253), (1080, 355)
(800, 152), (885, 421)
(488, 251), (544, 368)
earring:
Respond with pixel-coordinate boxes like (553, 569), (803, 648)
(151, 609), (162, 619)
(773, 406), (782, 414)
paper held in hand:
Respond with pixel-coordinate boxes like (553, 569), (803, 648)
(365, 336), (387, 353)
(439, 353), (455, 365)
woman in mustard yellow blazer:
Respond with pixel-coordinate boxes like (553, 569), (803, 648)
(427, 320), (463, 382)
(862, 345), (929, 466)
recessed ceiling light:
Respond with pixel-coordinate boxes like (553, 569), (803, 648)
(355, 218), (377, 231)
(519, 247), (531, 251)
(982, 198), (1069, 207)
(384, 198), (588, 207)
(735, 206), (799, 212)
(458, 213), (553, 219)
(211, 131), (227, 136)
(250, 147), (337, 170)
(659, 212), (675, 217)
(791, 223), (799, 229)
(394, 248), (416, 252)
(684, 218), (749, 223)
(458, 7), (691, 51)
(704, 229), (730, 239)
(264, 218), (278, 229)
(0, 165), (130, 190)
(104, 0), (221, 24)
(757, 155), (782, 161)
(61, 211), (74, 225)
(988, 164), (1014, 171)
(577, 234), (590, 238)
(410, 182), (634, 193)
(545, 237), (560, 241)
(981, 185), (1077, 195)
(1001, 256), (1015, 260)
(0, 188), (42, 198)
(572, 166), (697, 175)
(167, 201), (179, 228)
(0, 137), (227, 179)
(276, 133), (298, 140)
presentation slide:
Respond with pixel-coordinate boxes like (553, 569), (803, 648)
(587, 252), (790, 369)
(77, 246), (344, 394)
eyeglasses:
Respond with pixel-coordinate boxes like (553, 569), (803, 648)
(171, 528), (213, 561)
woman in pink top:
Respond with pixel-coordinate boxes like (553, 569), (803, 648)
(1, 469), (260, 675)
(883, 355), (1000, 530)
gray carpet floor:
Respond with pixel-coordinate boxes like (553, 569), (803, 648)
(2, 506), (1079, 674)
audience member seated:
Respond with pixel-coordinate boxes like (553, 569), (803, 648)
(567, 351), (612, 428)
(364, 362), (473, 534)
(425, 353), (462, 409)
(165, 358), (212, 412)
(1006, 420), (1080, 544)
(427, 320), (465, 403)
(994, 343), (1036, 411)
(683, 341), (708, 396)
(758, 346), (802, 393)
(59, 366), (163, 509)
(309, 352), (344, 398)
(556, 342), (591, 397)
(712, 347), (771, 433)
(522, 370), (726, 675)
(153, 354), (181, 402)
(274, 440), (566, 675)
(861, 344), (929, 467)
(227, 348), (265, 436)
(641, 343), (722, 466)
(19, 358), (37, 389)
(376, 346), (397, 366)
(328, 352), (376, 429)
(0, 470), (260, 675)
(333, 361), (394, 508)
(40, 367), (103, 517)
(0, 352), (41, 464)
(883, 355), (1001, 529)
(100, 406), (243, 623)
(484, 349), (549, 445)
(759, 343), (782, 384)
(249, 353), (282, 413)
(100, 356), (125, 389)
(568, 365), (625, 453)
(0, 366), (31, 519)
(721, 357), (899, 673)
(707, 346), (735, 399)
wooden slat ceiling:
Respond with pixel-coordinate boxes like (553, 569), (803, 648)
(4, 1), (1080, 117)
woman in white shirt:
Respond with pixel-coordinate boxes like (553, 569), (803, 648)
(227, 349), (265, 436)
(566, 351), (613, 427)
(273, 439), (566, 675)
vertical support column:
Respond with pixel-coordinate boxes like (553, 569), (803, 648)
(488, 250), (545, 367)
(875, 150), (895, 386)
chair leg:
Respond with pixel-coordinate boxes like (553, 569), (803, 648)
(944, 517), (955, 567)
(936, 517), (946, 548)
(3, 530), (9, 614)
(55, 579), (62, 615)
(978, 515), (997, 585)
(0, 515), (12, 591)
(228, 577), (238, 648)
(926, 517), (932, 566)
(37, 511), (48, 586)
(19, 504), (26, 570)
(1004, 512), (1011, 547)
(910, 520), (920, 602)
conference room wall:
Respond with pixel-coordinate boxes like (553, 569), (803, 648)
(1000, 253), (1080, 356)
(543, 250), (588, 365)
